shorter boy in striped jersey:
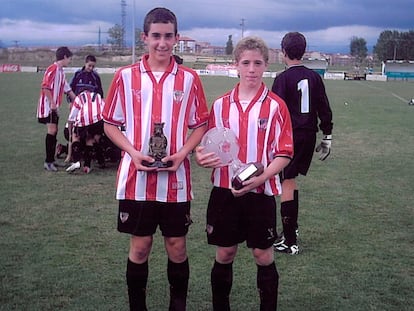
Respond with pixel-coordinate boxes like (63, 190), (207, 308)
(102, 7), (209, 311)
(66, 87), (105, 174)
(195, 36), (294, 310)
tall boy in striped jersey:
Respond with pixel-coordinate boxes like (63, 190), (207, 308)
(66, 87), (105, 174)
(195, 36), (293, 311)
(271, 32), (333, 255)
(102, 8), (209, 311)
(37, 46), (76, 171)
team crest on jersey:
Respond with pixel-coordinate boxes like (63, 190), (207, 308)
(258, 118), (268, 130)
(120, 212), (129, 223)
(173, 90), (184, 104)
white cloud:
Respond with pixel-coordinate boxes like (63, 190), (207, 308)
(305, 25), (386, 50)
(0, 18), (113, 46)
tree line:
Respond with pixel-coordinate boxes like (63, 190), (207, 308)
(373, 30), (414, 62)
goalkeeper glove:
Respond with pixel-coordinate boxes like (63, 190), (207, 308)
(315, 134), (332, 161)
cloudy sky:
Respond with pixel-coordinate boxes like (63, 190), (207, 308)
(1, 0), (412, 53)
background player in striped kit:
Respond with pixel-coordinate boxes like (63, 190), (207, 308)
(65, 86), (105, 174)
(36, 46), (76, 171)
(57, 54), (119, 164)
(271, 32), (333, 255)
(60, 54), (104, 162)
(195, 36), (293, 311)
(102, 7), (209, 311)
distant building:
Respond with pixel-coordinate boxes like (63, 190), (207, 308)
(178, 36), (227, 56)
(199, 46), (226, 56)
(176, 36), (196, 54)
(304, 51), (322, 60)
(303, 58), (328, 75)
(327, 53), (355, 66)
(382, 60), (414, 80)
(269, 48), (283, 64)
(195, 41), (211, 54)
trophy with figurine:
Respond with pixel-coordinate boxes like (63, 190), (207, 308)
(142, 122), (173, 168)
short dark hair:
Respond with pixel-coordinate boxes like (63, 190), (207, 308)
(85, 55), (97, 63)
(281, 32), (306, 60)
(143, 7), (177, 35)
(56, 46), (73, 61)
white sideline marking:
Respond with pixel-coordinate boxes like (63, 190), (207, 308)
(390, 92), (408, 103)
(358, 81), (408, 103)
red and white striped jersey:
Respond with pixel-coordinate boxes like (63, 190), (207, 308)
(208, 82), (293, 196)
(68, 91), (104, 127)
(103, 55), (209, 203)
(36, 62), (71, 118)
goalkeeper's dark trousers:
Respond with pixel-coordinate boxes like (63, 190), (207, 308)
(281, 190), (299, 246)
(211, 261), (233, 311)
(167, 258), (189, 311)
(257, 262), (279, 311)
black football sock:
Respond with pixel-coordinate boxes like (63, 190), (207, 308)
(281, 198), (298, 246)
(211, 260), (233, 311)
(93, 143), (105, 167)
(293, 190), (299, 231)
(71, 141), (82, 163)
(126, 259), (148, 311)
(83, 145), (93, 167)
(167, 258), (189, 311)
(60, 144), (68, 155)
(45, 133), (57, 163)
(257, 262), (279, 311)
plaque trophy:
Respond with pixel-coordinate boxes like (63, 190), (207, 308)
(142, 122), (173, 168)
(231, 162), (264, 190)
(200, 127), (264, 190)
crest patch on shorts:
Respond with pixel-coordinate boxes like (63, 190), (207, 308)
(206, 224), (214, 235)
(267, 227), (275, 240)
(120, 212), (129, 223)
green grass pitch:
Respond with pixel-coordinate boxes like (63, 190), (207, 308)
(0, 73), (413, 310)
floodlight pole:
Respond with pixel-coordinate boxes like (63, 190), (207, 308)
(240, 18), (245, 38)
(393, 44), (396, 61)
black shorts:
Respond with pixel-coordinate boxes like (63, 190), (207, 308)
(74, 121), (104, 141)
(281, 131), (316, 179)
(118, 200), (192, 237)
(38, 110), (59, 125)
(206, 187), (277, 249)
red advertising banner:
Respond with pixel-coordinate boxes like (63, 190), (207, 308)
(1, 64), (21, 72)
